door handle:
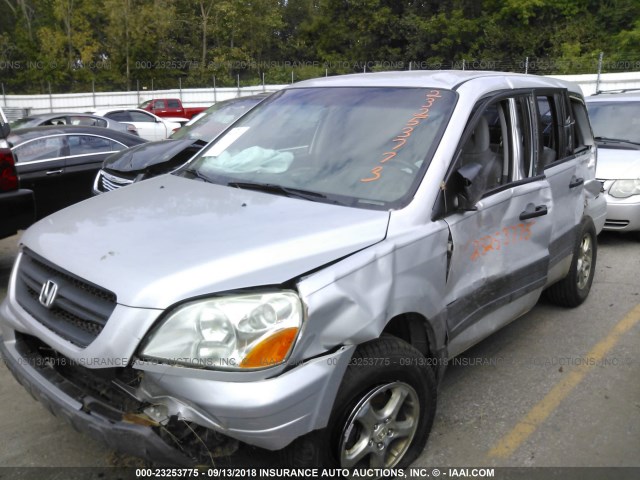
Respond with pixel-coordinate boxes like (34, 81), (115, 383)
(45, 169), (63, 175)
(519, 205), (548, 220)
(569, 177), (584, 188)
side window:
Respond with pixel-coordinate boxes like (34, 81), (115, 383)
(536, 95), (562, 167)
(460, 96), (534, 189)
(155, 100), (166, 109)
(167, 100), (180, 108)
(70, 116), (106, 127)
(43, 117), (68, 126)
(14, 136), (66, 162)
(105, 111), (132, 122)
(68, 135), (124, 155)
(441, 94), (536, 215)
(458, 104), (504, 192)
(569, 98), (592, 153)
(129, 111), (156, 122)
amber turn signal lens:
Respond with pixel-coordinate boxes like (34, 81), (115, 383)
(240, 327), (299, 368)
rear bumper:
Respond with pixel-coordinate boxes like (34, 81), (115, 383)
(0, 189), (35, 239)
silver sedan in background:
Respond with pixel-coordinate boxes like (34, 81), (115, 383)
(587, 92), (640, 235)
(10, 112), (139, 136)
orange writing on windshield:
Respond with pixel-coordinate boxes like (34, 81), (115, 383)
(361, 90), (441, 183)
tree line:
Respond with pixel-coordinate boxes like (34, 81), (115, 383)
(1, 0), (639, 94)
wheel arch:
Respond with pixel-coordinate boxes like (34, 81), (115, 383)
(381, 312), (446, 380)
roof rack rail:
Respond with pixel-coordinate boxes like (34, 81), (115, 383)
(593, 88), (640, 95)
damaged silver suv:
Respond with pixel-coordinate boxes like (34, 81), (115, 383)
(0, 71), (606, 470)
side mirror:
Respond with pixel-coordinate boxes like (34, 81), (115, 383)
(0, 122), (9, 139)
(0, 108), (10, 139)
(454, 162), (486, 210)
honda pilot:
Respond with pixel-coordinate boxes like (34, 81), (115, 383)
(0, 71), (606, 471)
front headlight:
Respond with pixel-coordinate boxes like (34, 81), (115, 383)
(141, 291), (303, 370)
(609, 179), (640, 198)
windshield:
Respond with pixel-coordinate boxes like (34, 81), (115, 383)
(10, 117), (37, 129)
(178, 87), (455, 209)
(170, 96), (265, 142)
(587, 101), (640, 145)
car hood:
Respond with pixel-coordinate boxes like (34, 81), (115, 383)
(22, 175), (390, 309)
(596, 147), (640, 180)
(103, 138), (197, 172)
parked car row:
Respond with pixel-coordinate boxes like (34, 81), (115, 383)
(93, 94), (269, 193)
(1, 95), (268, 231)
(5, 87), (640, 242)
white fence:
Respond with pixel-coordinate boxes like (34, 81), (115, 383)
(1, 85), (288, 119)
(549, 71), (640, 96)
(2, 71), (640, 119)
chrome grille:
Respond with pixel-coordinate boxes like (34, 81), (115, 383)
(96, 169), (134, 192)
(15, 249), (117, 347)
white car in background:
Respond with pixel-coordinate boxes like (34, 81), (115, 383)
(93, 108), (182, 141)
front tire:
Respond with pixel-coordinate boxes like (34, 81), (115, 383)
(545, 217), (597, 307)
(283, 336), (436, 475)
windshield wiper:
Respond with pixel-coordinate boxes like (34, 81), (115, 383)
(183, 168), (215, 183)
(227, 181), (327, 201)
(594, 136), (640, 147)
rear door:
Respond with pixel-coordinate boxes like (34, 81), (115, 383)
(441, 91), (553, 357)
(127, 111), (166, 140)
(166, 99), (184, 116)
(534, 91), (584, 280)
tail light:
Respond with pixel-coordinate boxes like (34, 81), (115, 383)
(0, 147), (19, 192)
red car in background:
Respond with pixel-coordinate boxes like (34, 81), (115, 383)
(138, 98), (207, 120)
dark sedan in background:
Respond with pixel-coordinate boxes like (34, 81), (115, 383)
(93, 93), (269, 193)
(10, 125), (146, 219)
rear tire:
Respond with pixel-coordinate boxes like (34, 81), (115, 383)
(282, 336), (436, 476)
(545, 217), (597, 308)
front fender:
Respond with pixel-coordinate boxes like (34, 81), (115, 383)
(293, 223), (450, 362)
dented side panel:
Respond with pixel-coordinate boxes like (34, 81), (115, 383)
(444, 182), (553, 357)
(295, 222), (450, 361)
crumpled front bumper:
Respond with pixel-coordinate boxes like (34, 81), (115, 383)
(0, 333), (193, 466)
(0, 316), (355, 463)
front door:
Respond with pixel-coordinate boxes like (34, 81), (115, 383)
(442, 93), (553, 357)
(13, 134), (69, 219)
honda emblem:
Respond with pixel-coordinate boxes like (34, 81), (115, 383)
(38, 280), (59, 309)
